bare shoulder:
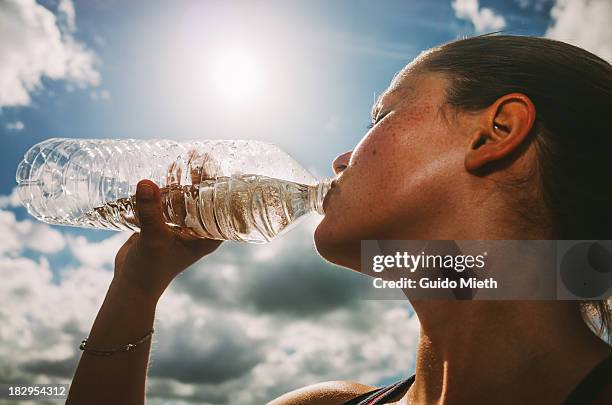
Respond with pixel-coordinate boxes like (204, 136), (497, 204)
(268, 380), (377, 405)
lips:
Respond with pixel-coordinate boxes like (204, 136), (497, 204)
(322, 188), (332, 213)
(322, 177), (341, 213)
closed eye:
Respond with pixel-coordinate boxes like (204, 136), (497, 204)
(367, 110), (390, 130)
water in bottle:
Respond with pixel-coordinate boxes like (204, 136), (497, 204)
(15, 138), (330, 243)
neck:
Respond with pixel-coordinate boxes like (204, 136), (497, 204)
(407, 300), (610, 404)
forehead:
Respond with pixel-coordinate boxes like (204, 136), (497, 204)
(371, 69), (447, 119)
(370, 68), (417, 118)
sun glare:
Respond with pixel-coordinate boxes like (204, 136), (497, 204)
(209, 49), (265, 106)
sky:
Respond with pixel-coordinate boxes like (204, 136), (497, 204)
(0, 0), (611, 404)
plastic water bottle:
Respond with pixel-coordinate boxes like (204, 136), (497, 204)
(15, 138), (331, 243)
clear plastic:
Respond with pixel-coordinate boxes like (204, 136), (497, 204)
(15, 138), (331, 243)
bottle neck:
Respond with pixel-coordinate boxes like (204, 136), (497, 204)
(310, 178), (331, 215)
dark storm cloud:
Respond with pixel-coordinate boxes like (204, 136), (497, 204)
(1, 207), (418, 405)
(240, 256), (372, 316)
(149, 320), (263, 384)
(22, 357), (78, 378)
(147, 377), (233, 404)
(172, 227), (374, 317)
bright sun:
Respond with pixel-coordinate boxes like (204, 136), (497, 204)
(210, 49), (265, 106)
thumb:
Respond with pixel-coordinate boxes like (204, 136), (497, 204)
(135, 180), (168, 240)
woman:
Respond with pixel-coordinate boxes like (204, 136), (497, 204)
(67, 35), (612, 404)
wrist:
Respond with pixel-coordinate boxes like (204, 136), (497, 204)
(110, 272), (166, 305)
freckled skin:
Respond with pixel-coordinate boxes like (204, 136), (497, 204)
(315, 71), (472, 270)
(306, 66), (612, 405)
(72, 49), (611, 405)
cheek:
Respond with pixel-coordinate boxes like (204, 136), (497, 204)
(315, 103), (461, 256)
(351, 108), (445, 196)
(317, 133), (418, 241)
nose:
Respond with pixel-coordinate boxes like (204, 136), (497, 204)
(332, 151), (352, 175)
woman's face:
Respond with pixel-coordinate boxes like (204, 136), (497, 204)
(315, 68), (472, 269)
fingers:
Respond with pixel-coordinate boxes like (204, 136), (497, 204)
(135, 180), (168, 242)
(167, 159), (180, 185)
(188, 151), (221, 183)
(166, 150), (222, 187)
(187, 150), (202, 184)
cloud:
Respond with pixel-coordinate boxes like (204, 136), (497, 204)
(0, 209), (66, 255)
(239, 251), (371, 316)
(171, 217), (372, 317)
(0, 188), (418, 404)
(67, 232), (130, 268)
(147, 219), (417, 403)
(150, 306), (264, 384)
(545, 0), (612, 62)
(57, 0), (76, 32)
(0, 187), (21, 209)
(0, 0), (100, 107)
(452, 0), (506, 33)
(514, 0), (553, 10)
(5, 120), (24, 131)
(0, 254), (112, 384)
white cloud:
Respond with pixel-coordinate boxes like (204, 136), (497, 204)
(146, 220), (418, 403)
(0, 209), (66, 255)
(0, 186), (419, 404)
(0, 226), (418, 404)
(0, 255), (112, 384)
(545, 0), (612, 62)
(0, 210), (23, 255)
(0, 187), (21, 209)
(67, 232), (130, 268)
(5, 120), (24, 131)
(452, 0), (507, 33)
(57, 0), (76, 32)
(514, 0), (553, 10)
(17, 220), (66, 254)
(0, 0), (100, 107)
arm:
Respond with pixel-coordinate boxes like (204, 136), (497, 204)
(67, 180), (221, 405)
(67, 275), (157, 405)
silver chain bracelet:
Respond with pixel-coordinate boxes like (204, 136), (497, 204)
(79, 328), (154, 356)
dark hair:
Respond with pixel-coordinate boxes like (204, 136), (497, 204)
(416, 35), (612, 341)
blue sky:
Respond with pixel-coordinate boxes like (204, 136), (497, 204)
(1, 0), (610, 404)
(0, 0), (561, 193)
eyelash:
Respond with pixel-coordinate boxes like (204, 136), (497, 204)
(367, 111), (389, 130)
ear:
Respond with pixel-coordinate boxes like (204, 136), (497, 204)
(465, 93), (536, 172)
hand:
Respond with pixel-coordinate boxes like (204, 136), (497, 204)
(113, 179), (222, 300)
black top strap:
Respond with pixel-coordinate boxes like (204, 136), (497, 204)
(564, 355), (612, 405)
(343, 375), (415, 405)
(343, 355), (612, 405)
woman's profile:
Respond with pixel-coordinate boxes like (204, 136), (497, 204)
(67, 35), (612, 404)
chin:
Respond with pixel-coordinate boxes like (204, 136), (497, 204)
(314, 220), (362, 271)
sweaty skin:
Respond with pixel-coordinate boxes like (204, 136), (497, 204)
(68, 65), (611, 404)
